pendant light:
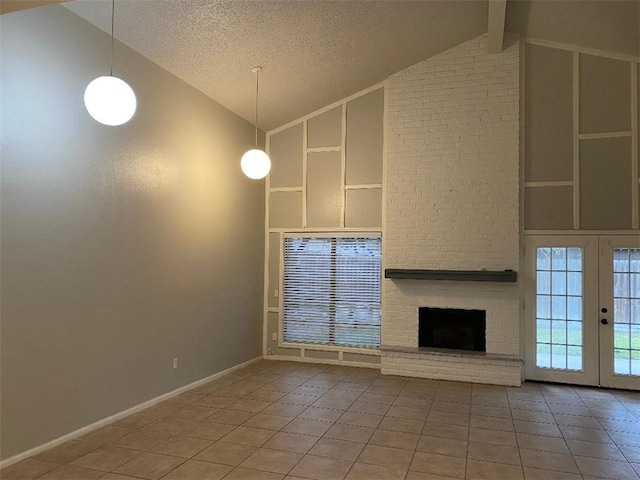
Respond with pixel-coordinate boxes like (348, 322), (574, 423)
(84, 0), (136, 126)
(241, 66), (271, 180)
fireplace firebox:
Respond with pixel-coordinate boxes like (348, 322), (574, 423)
(419, 307), (486, 352)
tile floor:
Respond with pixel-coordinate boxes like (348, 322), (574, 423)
(2, 360), (640, 480)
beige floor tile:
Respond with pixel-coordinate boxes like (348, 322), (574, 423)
(99, 474), (141, 480)
(409, 451), (466, 478)
(522, 467), (583, 479)
(37, 464), (105, 479)
(308, 438), (365, 461)
(0, 459), (60, 480)
(225, 467), (285, 480)
(366, 385), (403, 396)
(311, 397), (356, 410)
(114, 452), (185, 480)
(239, 448), (303, 474)
(323, 423), (375, 443)
(298, 407), (344, 423)
(243, 413), (293, 430)
(511, 410), (557, 424)
(289, 454), (353, 480)
(515, 432), (570, 454)
(392, 396), (432, 409)
(416, 435), (467, 458)
(468, 427), (517, 446)
(357, 444), (413, 470)
(427, 410), (469, 426)
(166, 392), (207, 405)
(71, 447), (140, 472)
(151, 436), (212, 458)
(574, 455), (640, 479)
(161, 459), (232, 479)
(111, 413), (160, 429)
(422, 421), (469, 440)
(291, 385), (330, 396)
(369, 429), (419, 450)
(559, 425), (614, 443)
(378, 416), (424, 434)
(609, 430), (640, 447)
(196, 396), (237, 409)
(513, 420), (562, 437)
(228, 398), (273, 413)
(567, 438), (626, 460)
(76, 426), (134, 446)
(264, 432), (320, 454)
(347, 401), (390, 416)
(467, 441), (521, 466)
(279, 393), (321, 407)
(387, 405), (429, 421)
(187, 421), (236, 440)
(405, 470), (460, 480)
(469, 415), (513, 431)
(553, 413), (604, 429)
(619, 444), (640, 462)
(207, 409), (256, 425)
(519, 448), (580, 474)
(194, 441), (257, 466)
(465, 459), (524, 480)
(358, 393), (397, 405)
(33, 441), (99, 464)
(344, 462), (406, 480)
(143, 417), (199, 435)
(431, 401), (471, 414)
(601, 418), (640, 434)
(470, 404), (512, 419)
(434, 392), (471, 405)
(262, 403), (308, 417)
(115, 430), (170, 451)
(220, 426), (276, 447)
(169, 404), (218, 421)
(140, 402), (179, 418)
(245, 390), (286, 402)
(337, 411), (383, 428)
(283, 418), (332, 436)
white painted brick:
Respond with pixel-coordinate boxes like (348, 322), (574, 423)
(383, 34), (520, 379)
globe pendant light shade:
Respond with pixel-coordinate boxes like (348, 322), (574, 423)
(84, 76), (137, 126)
(241, 148), (271, 179)
(242, 66), (271, 179)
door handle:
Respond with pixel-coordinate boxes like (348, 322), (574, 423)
(601, 318), (609, 325)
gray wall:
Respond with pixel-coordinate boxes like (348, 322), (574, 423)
(1, 6), (264, 460)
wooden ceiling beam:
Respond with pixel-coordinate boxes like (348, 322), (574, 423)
(487, 0), (507, 53)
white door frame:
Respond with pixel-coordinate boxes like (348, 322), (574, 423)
(524, 235), (599, 386)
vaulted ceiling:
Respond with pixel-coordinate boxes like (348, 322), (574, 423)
(4, 0), (638, 131)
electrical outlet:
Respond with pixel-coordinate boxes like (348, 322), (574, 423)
(271, 333), (277, 341)
(172, 357), (178, 370)
(274, 289), (279, 298)
(266, 348), (272, 355)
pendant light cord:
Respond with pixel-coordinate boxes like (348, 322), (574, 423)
(110, 0), (115, 76)
(254, 68), (259, 147)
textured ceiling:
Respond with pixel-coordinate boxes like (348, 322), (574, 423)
(62, 0), (639, 131)
(63, 0), (488, 131)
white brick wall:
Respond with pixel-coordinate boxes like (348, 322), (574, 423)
(383, 34), (520, 382)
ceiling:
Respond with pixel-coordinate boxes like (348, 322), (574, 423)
(5, 1), (639, 131)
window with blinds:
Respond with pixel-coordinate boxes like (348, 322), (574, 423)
(282, 235), (381, 349)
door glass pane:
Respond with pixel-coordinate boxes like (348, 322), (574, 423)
(536, 247), (583, 370)
(612, 248), (640, 376)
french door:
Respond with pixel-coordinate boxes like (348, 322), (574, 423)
(525, 235), (640, 390)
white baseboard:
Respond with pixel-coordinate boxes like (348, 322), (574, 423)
(0, 356), (262, 469)
(264, 354), (381, 370)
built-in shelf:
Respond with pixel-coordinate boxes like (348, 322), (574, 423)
(384, 269), (517, 282)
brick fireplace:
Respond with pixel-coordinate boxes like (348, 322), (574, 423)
(382, 34), (523, 386)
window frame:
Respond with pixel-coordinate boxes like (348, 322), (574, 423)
(278, 231), (382, 353)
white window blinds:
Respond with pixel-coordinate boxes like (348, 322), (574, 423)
(282, 235), (381, 349)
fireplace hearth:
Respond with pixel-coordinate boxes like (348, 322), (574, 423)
(419, 307), (486, 352)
